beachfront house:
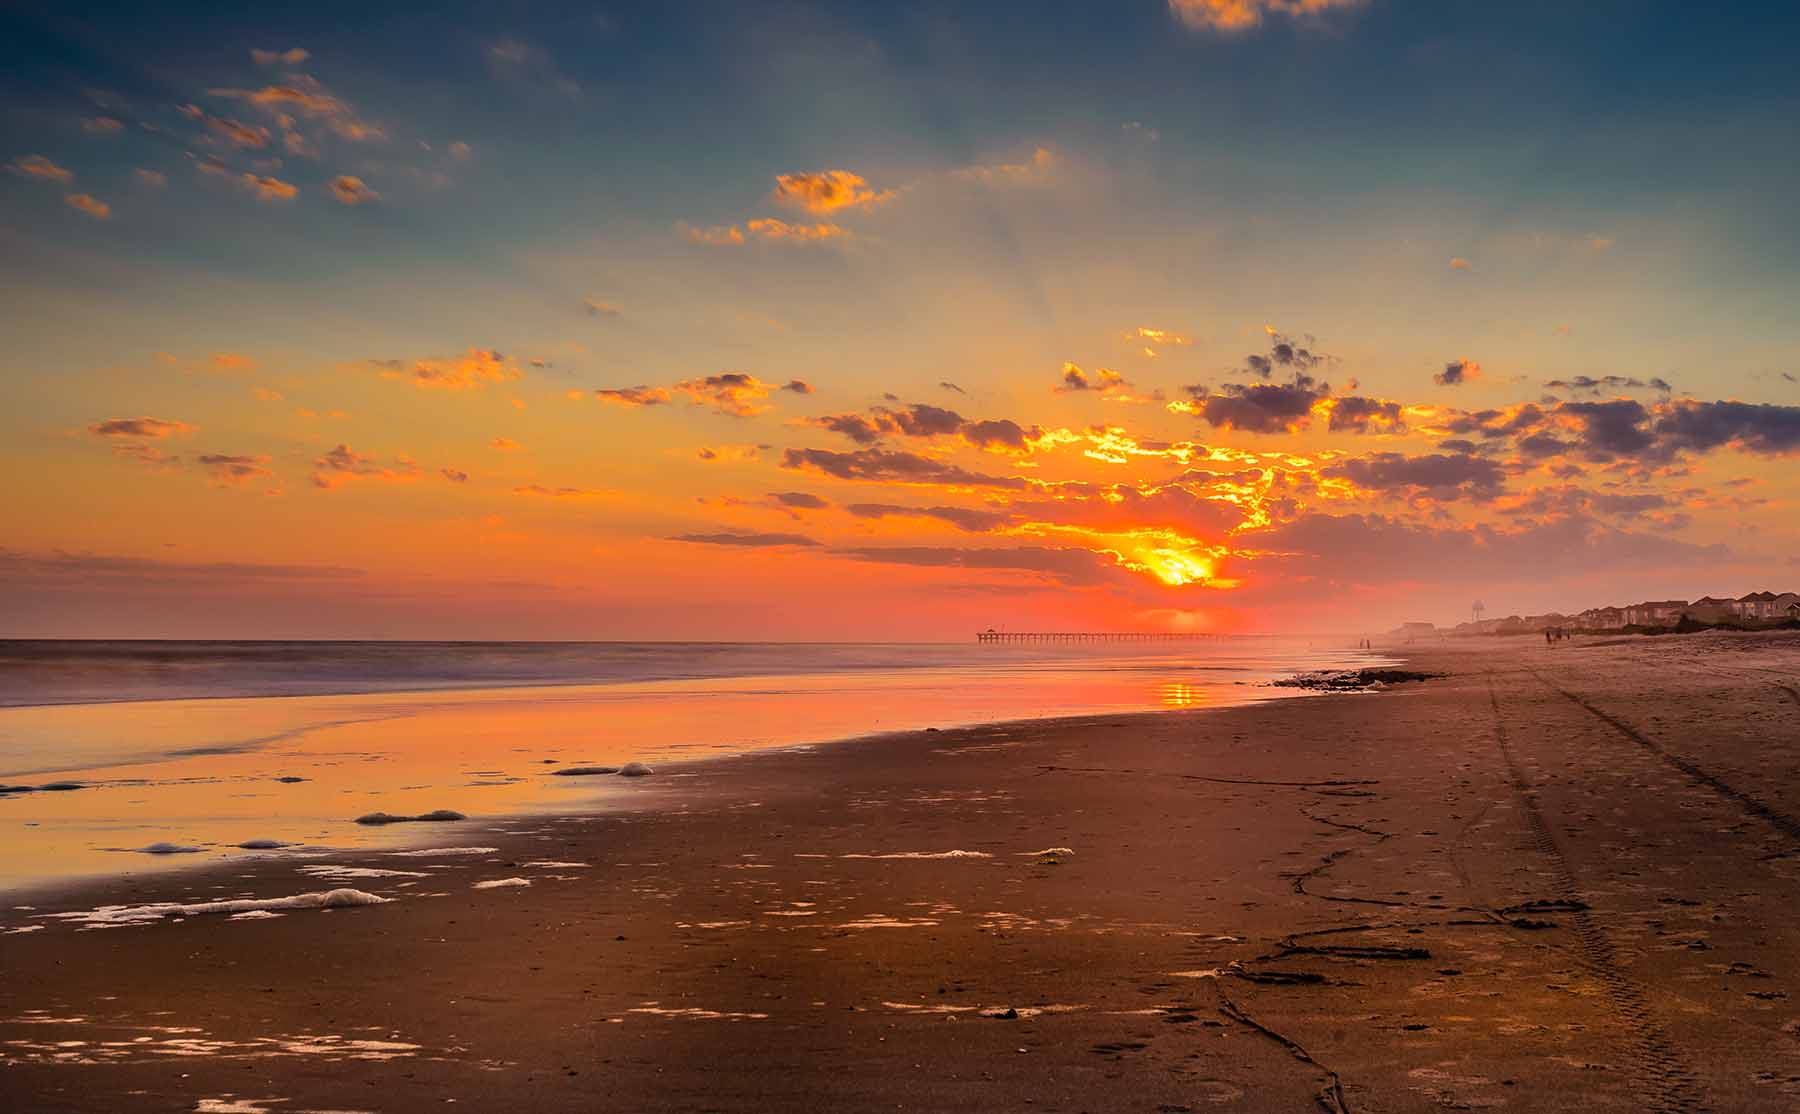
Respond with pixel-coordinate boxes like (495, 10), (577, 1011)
(1775, 592), (1800, 621)
(1685, 596), (1738, 623)
(1623, 600), (1688, 627)
(1735, 591), (1780, 619)
(1578, 606), (1626, 629)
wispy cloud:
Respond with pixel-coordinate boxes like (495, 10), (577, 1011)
(63, 193), (110, 219)
(671, 531), (820, 548)
(10, 155), (73, 184)
(89, 417), (193, 438)
(328, 175), (380, 204)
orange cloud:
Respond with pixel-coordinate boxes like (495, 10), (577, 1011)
(1167, 0), (1362, 32)
(771, 170), (895, 213)
(211, 352), (258, 372)
(208, 77), (384, 142)
(1449, 256), (1473, 271)
(328, 175), (380, 204)
(64, 193), (110, 219)
(199, 160), (299, 201)
(513, 484), (606, 499)
(310, 443), (421, 488)
(251, 47), (309, 66)
(134, 169), (167, 188)
(374, 349), (522, 390)
(682, 219), (846, 245)
(11, 155), (73, 184)
(952, 146), (1054, 185)
(596, 374), (809, 417)
(205, 115), (271, 149)
(746, 218), (845, 242)
(82, 116), (124, 135)
(681, 223), (745, 246)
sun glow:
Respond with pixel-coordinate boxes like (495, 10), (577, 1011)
(1138, 548), (1213, 586)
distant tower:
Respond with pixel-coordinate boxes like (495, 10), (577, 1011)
(1472, 600), (1486, 623)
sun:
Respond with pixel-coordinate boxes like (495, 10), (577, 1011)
(1140, 549), (1213, 587)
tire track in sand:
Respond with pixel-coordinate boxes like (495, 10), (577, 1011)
(1529, 666), (1800, 845)
(1487, 680), (1710, 1114)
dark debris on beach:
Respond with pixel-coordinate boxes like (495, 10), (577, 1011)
(1273, 668), (1444, 691)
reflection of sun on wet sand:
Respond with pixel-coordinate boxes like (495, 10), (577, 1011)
(4, 631), (1800, 1112)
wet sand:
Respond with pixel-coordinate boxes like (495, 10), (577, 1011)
(4, 633), (1800, 1112)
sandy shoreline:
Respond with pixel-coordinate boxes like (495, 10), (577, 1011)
(4, 632), (1799, 1111)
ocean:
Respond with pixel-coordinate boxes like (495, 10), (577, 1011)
(0, 638), (1380, 889)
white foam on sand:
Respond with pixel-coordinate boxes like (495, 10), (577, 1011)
(837, 914), (941, 929)
(882, 1001), (979, 1014)
(1018, 847), (1075, 857)
(522, 860), (587, 868)
(618, 762), (654, 777)
(297, 865), (428, 881)
(227, 910), (283, 921)
(4, 924), (45, 934)
(471, 877), (530, 889)
(627, 1004), (768, 1021)
(388, 846), (498, 857)
(41, 889), (388, 929)
(840, 850), (991, 860)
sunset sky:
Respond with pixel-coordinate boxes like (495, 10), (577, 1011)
(3, 0), (1797, 639)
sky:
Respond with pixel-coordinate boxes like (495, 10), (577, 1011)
(2, 0), (1798, 639)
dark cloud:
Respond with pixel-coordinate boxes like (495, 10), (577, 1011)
(770, 491), (829, 509)
(0, 548), (361, 584)
(1241, 332), (1326, 380)
(781, 447), (1030, 489)
(1326, 396), (1406, 433)
(809, 404), (1043, 453)
(89, 417), (193, 438)
(1056, 363), (1130, 393)
(1515, 432), (1572, 459)
(1557, 399), (1655, 459)
(1544, 375), (1674, 395)
(1650, 400), (1800, 456)
(1326, 452), (1506, 501)
(670, 531), (820, 547)
(782, 379), (814, 395)
(1499, 485), (1672, 519)
(1179, 377), (1330, 434)
(939, 381), (966, 395)
(441, 468), (469, 483)
(1434, 359), (1480, 386)
(311, 444), (421, 488)
(844, 504), (1013, 532)
(835, 545), (1124, 586)
(961, 418), (1039, 451)
(595, 385), (672, 406)
(882, 404), (964, 437)
(184, 453), (274, 486)
(1441, 404), (1546, 440)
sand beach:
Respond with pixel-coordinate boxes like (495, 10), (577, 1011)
(4, 632), (1799, 1112)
